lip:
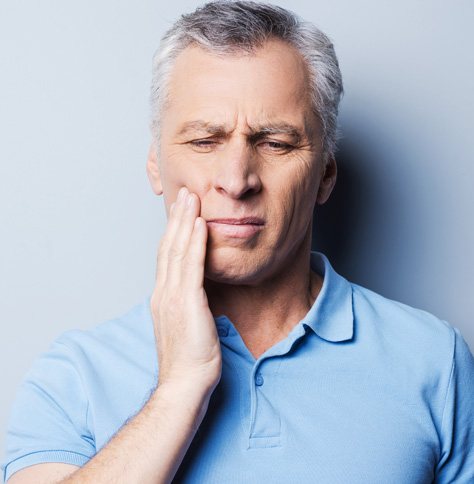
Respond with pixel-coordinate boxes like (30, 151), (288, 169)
(206, 217), (264, 238)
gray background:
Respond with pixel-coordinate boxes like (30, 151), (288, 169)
(1, 0), (473, 461)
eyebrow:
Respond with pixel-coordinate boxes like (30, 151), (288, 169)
(177, 121), (231, 137)
(250, 124), (303, 145)
(177, 120), (304, 145)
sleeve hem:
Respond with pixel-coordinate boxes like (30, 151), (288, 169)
(4, 450), (91, 483)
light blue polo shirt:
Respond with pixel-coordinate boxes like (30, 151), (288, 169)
(3, 253), (474, 483)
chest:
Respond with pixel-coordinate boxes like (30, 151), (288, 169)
(171, 349), (438, 483)
(88, 334), (441, 484)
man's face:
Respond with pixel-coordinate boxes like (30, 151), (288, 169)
(149, 39), (335, 285)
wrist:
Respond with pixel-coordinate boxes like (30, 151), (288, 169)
(149, 378), (215, 426)
(156, 364), (221, 401)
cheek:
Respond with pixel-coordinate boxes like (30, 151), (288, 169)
(160, 150), (213, 208)
(281, 160), (320, 217)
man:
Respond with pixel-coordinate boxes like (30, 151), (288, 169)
(3, 1), (474, 483)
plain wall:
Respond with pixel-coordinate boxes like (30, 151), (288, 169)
(1, 0), (473, 460)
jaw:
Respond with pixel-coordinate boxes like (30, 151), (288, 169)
(204, 245), (270, 286)
(204, 220), (313, 287)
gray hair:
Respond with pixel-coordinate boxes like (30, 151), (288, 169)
(150, 1), (343, 160)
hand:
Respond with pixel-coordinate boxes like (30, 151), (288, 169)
(150, 187), (222, 397)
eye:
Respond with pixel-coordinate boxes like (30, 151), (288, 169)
(188, 138), (220, 152)
(192, 139), (215, 146)
(258, 140), (294, 153)
(266, 141), (287, 149)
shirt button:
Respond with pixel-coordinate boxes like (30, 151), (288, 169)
(217, 326), (229, 337)
(255, 373), (264, 386)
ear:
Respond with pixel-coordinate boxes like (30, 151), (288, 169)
(316, 155), (337, 205)
(146, 142), (163, 196)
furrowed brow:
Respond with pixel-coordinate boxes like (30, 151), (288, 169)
(177, 121), (231, 137)
(250, 124), (303, 145)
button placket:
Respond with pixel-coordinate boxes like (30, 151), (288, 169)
(248, 359), (282, 449)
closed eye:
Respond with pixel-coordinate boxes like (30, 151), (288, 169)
(192, 139), (215, 145)
(188, 138), (220, 152)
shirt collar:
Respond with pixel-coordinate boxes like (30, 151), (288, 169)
(299, 252), (354, 343)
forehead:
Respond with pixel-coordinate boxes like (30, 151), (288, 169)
(163, 39), (315, 132)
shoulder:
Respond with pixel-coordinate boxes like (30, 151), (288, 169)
(52, 295), (155, 365)
(351, 282), (455, 346)
(347, 282), (474, 404)
(43, 295), (158, 417)
(58, 294), (154, 346)
(18, 294), (156, 406)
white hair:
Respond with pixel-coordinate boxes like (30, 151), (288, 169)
(150, 0), (343, 160)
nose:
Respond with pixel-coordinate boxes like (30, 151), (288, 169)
(213, 142), (261, 199)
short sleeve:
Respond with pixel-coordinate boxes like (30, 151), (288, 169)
(435, 329), (474, 483)
(1, 337), (95, 483)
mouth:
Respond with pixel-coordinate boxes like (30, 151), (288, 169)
(206, 217), (265, 238)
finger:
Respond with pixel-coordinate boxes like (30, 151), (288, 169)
(155, 187), (188, 289)
(168, 193), (200, 261)
(182, 216), (208, 291)
(165, 192), (201, 286)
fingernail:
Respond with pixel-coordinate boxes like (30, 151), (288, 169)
(177, 187), (186, 201)
(185, 193), (193, 207)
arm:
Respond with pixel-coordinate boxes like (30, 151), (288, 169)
(434, 329), (474, 483)
(8, 188), (221, 484)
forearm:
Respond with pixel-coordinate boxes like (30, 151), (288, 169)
(60, 382), (211, 484)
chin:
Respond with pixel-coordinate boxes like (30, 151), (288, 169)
(204, 247), (269, 286)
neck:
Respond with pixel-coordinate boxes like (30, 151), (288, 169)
(205, 236), (322, 359)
